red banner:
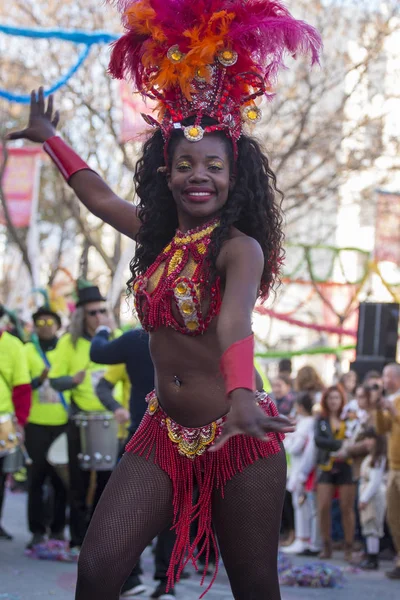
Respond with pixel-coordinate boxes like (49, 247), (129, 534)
(375, 191), (400, 265)
(120, 82), (156, 143)
(0, 147), (42, 228)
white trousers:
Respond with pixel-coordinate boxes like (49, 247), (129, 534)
(292, 489), (320, 548)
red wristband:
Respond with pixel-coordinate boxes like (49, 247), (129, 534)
(220, 334), (256, 396)
(43, 136), (93, 183)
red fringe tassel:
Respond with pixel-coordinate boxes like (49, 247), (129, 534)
(126, 398), (283, 598)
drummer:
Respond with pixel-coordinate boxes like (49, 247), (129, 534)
(49, 285), (119, 555)
(96, 363), (131, 450)
(0, 305), (32, 541)
(24, 306), (68, 549)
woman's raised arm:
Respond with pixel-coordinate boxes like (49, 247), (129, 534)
(7, 88), (141, 240)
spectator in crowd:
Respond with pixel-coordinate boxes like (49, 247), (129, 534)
(363, 370), (383, 407)
(271, 374), (295, 417)
(382, 363), (400, 405)
(315, 385), (356, 561)
(340, 370), (358, 403)
(363, 370), (383, 387)
(283, 393), (316, 555)
(358, 428), (387, 571)
(295, 365), (325, 406)
(375, 363), (400, 579)
(278, 358), (294, 387)
(339, 385), (376, 478)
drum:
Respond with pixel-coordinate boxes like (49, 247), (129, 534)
(47, 432), (69, 487)
(2, 447), (25, 473)
(72, 412), (118, 471)
(0, 413), (18, 458)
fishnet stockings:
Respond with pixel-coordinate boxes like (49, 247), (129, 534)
(75, 446), (286, 600)
(212, 448), (287, 600)
(75, 451), (173, 599)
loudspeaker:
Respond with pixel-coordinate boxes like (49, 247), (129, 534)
(356, 302), (399, 360)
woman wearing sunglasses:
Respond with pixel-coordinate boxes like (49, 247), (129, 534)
(48, 284), (118, 555)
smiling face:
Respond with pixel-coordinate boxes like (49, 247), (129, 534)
(383, 365), (400, 395)
(342, 370), (357, 393)
(355, 386), (368, 411)
(272, 377), (291, 400)
(167, 134), (234, 229)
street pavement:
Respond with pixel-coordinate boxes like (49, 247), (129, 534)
(1, 490), (398, 600)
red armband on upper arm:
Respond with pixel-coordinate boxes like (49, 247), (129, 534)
(220, 334), (256, 396)
(12, 384), (32, 426)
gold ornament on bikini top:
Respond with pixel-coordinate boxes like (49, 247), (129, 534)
(133, 219), (222, 335)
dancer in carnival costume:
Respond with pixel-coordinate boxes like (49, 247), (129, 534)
(8, 2), (321, 597)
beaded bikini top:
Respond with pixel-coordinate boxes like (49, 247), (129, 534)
(133, 219), (222, 336)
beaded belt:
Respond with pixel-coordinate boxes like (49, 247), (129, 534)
(146, 389), (270, 460)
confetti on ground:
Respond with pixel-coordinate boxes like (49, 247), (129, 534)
(279, 562), (346, 588)
(25, 540), (79, 563)
(278, 551), (293, 574)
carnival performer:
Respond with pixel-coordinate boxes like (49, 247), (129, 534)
(24, 306), (68, 549)
(0, 305), (32, 540)
(46, 285), (118, 555)
(8, 1), (321, 597)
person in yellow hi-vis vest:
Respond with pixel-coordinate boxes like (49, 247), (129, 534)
(0, 305), (32, 540)
(25, 306), (68, 550)
(254, 358), (272, 394)
(49, 285), (118, 553)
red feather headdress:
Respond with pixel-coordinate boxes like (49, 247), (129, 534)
(108, 0), (322, 159)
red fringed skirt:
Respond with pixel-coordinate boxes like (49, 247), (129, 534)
(125, 390), (284, 598)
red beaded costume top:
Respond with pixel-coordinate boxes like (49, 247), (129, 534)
(133, 219), (221, 335)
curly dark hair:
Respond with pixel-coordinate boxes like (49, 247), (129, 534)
(129, 117), (284, 298)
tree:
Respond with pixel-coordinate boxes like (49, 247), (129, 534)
(264, 0), (399, 244)
(0, 0), (136, 305)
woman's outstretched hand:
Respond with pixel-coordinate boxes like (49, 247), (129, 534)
(7, 87), (59, 144)
(209, 390), (295, 452)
